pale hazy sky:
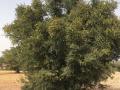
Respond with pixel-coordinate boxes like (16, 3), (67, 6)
(0, 0), (120, 56)
(0, 0), (31, 56)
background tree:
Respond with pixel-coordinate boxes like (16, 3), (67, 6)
(3, 0), (120, 90)
(0, 57), (4, 69)
(2, 47), (21, 73)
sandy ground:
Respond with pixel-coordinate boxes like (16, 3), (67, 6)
(0, 71), (24, 90)
(101, 72), (120, 90)
(0, 71), (120, 90)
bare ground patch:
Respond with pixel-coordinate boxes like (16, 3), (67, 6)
(100, 72), (120, 90)
(0, 71), (24, 90)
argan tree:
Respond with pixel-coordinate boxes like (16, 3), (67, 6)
(3, 0), (120, 90)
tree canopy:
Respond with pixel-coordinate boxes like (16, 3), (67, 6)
(3, 0), (120, 90)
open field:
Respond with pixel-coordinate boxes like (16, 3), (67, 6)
(0, 71), (120, 90)
(0, 71), (24, 90)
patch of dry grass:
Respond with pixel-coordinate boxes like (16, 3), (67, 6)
(0, 71), (24, 90)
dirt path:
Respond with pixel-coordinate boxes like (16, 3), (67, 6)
(0, 71), (24, 90)
(0, 71), (120, 90)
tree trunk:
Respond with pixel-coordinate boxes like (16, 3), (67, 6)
(15, 68), (20, 73)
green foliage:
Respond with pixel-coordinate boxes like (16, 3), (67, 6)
(62, 0), (84, 14)
(45, 0), (63, 17)
(113, 61), (120, 72)
(3, 0), (120, 90)
(0, 57), (4, 63)
(1, 47), (21, 73)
